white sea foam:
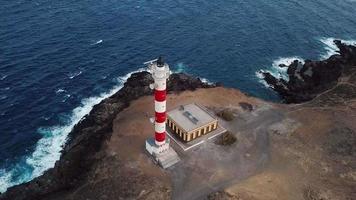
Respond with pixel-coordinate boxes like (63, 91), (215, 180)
(61, 94), (71, 102)
(172, 62), (213, 85)
(174, 62), (187, 73)
(319, 37), (356, 59)
(68, 71), (82, 79)
(255, 56), (304, 88)
(55, 89), (66, 94)
(256, 38), (356, 88)
(0, 169), (12, 192)
(200, 77), (214, 85)
(255, 70), (270, 88)
(92, 40), (103, 45)
(270, 57), (304, 80)
(0, 68), (146, 193)
(1, 75), (8, 81)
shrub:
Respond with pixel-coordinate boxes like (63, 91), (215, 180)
(217, 109), (235, 121)
(216, 131), (237, 146)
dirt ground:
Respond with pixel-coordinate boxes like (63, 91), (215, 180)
(72, 87), (355, 200)
(222, 102), (356, 200)
(107, 87), (279, 199)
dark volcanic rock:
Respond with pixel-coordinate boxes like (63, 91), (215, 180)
(0, 72), (214, 200)
(262, 40), (356, 103)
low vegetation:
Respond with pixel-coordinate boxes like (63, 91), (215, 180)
(216, 131), (237, 146)
(217, 109), (235, 121)
(239, 102), (253, 112)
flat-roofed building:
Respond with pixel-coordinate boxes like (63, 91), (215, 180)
(167, 103), (218, 142)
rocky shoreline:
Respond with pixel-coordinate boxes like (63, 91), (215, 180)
(1, 41), (356, 200)
(0, 73), (215, 200)
(262, 40), (356, 103)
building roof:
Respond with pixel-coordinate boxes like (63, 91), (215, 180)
(167, 103), (217, 133)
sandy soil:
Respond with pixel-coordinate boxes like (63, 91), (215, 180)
(106, 87), (291, 200)
(58, 87), (355, 200)
(222, 102), (356, 200)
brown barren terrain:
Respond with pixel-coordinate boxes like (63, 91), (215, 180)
(1, 40), (355, 200)
(57, 87), (355, 200)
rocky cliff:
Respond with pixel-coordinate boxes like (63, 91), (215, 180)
(0, 72), (215, 200)
(262, 40), (356, 103)
(1, 41), (356, 200)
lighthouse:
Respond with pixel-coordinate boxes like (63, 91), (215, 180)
(145, 56), (180, 168)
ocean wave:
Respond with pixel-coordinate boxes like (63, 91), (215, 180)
(61, 94), (71, 102)
(256, 38), (356, 88)
(55, 88), (66, 94)
(255, 56), (304, 88)
(319, 37), (356, 59)
(270, 57), (304, 80)
(0, 68), (146, 193)
(255, 71), (270, 88)
(68, 71), (82, 79)
(172, 62), (213, 85)
(92, 39), (103, 45)
(1, 75), (8, 81)
(199, 77), (214, 85)
(0, 87), (11, 91)
(0, 169), (12, 192)
(0, 95), (8, 100)
(174, 62), (187, 73)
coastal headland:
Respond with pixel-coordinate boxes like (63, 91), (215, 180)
(1, 40), (356, 200)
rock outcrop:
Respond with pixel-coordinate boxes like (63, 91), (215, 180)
(0, 72), (214, 200)
(262, 40), (356, 103)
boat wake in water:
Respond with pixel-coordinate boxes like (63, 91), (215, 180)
(0, 68), (146, 193)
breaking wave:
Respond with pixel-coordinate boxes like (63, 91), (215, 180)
(172, 62), (213, 85)
(55, 88), (66, 94)
(319, 37), (356, 59)
(0, 68), (146, 193)
(255, 71), (270, 88)
(0, 75), (8, 81)
(68, 71), (82, 79)
(255, 56), (304, 88)
(0, 87), (10, 91)
(256, 37), (356, 88)
(199, 77), (214, 85)
(92, 39), (103, 45)
(174, 62), (187, 73)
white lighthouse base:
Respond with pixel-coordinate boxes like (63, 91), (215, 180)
(145, 138), (180, 169)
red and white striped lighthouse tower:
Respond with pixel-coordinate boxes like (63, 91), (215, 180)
(153, 57), (168, 146)
(145, 57), (170, 154)
(145, 57), (179, 168)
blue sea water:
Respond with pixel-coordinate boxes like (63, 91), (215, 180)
(1, 0), (356, 192)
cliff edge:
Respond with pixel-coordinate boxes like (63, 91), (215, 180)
(262, 40), (356, 103)
(1, 41), (356, 200)
(0, 73), (215, 200)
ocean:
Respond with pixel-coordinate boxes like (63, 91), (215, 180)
(1, 0), (356, 192)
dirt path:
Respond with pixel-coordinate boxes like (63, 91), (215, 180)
(170, 103), (287, 200)
(102, 87), (293, 200)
